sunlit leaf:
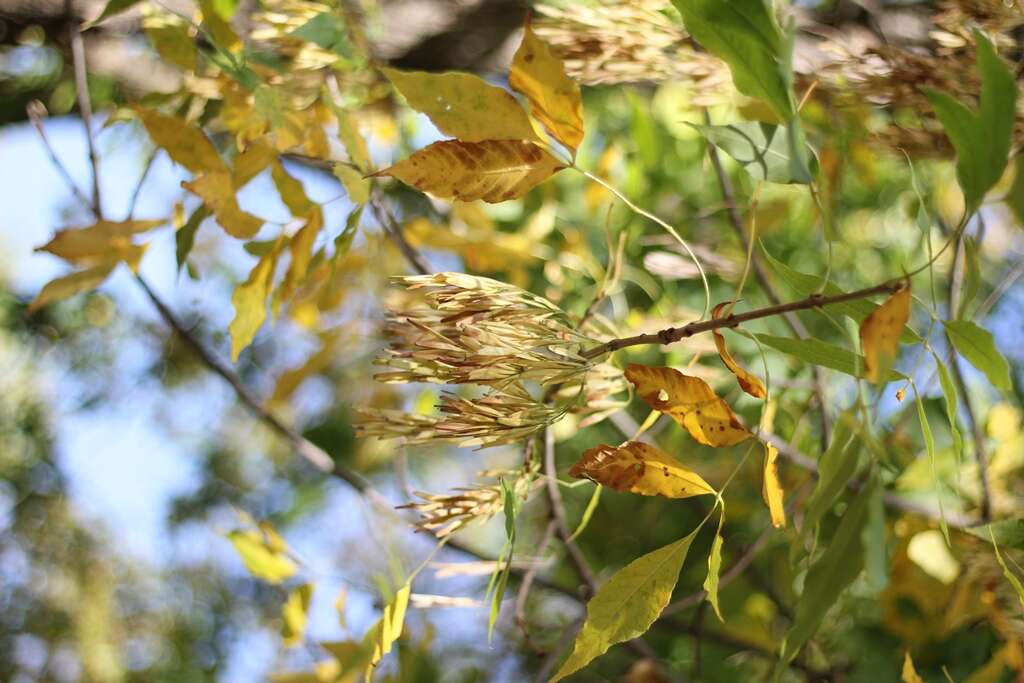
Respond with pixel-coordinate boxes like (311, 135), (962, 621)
(509, 23), (584, 155)
(703, 520), (725, 621)
(712, 302), (766, 398)
(779, 478), (874, 668)
(625, 364), (752, 447)
(282, 583), (314, 647)
(990, 529), (1024, 610)
(36, 219), (163, 267)
(364, 583), (410, 679)
(278, 209), (323, 310)
(232, 142), (277, 188)
(330, 105), (370, 172)
(183, 171), (264, 239)
(568, 441), (716, 499)
(902, 652), (925, 683)
(137, 108), (227, 175)
(28, 263), (116, 314)
(859, 286), (911, 383)
(272, 160), (315, 217)
(762, 443), (785, 528)
(229, 238), (284, 360)
(227, 527), (297, 584)
(692, 121), (817, 184)
(923, 31), (1016, 213)
(382, 68), (540, 143)
(551, 529), (700, 682)
(907, 530), (959, 583)
(333, 163), (370, 204)
(371, 140), (565, 203)
(943, 319), (1012, 391)
(755, 334), (866, 378)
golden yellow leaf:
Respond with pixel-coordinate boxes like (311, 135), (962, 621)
(762, 443), (786, 528)
(901, 652), (924, 683)
(712, 302), (766, 398)
(625, 364), (752, 447)
(281, 583), (314, 648)
(230, 238), (284, 360)
(569, 441), (716, 499)
(860, 285), (911, 383)
(278, 209), (323, 310)
(232, 142), (277, 188)
(372, 139), (565, 204)
(382, 67), (540, 143)
(509, 23), (584, 155)
(28, 263), (116, 313)
(183, 171), (263, 239)
(226, 526), (297, 584)
(271, 160), (315, 217)
(136, 108), (227, 174)
(333, 164), (370, 204)
(366, 583), (411, 677)
(36, 219), (164, 266)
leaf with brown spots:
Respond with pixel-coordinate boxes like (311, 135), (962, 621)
(712, 302), (766, 398)
(382, 68), (541, 143)
(859, 285), (911, 383)
(762, 443), (785, 528)
(371, 139), (566, 203)
(624, 364), (752, 447)
(569, 441), (716, 499)
(509, 23), (584, 156)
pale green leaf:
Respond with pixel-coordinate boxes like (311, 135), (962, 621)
(967, 518), (1024, 550)
(990, 529), (1024, 610)
(282, 583), (314, 647)
(703, 525), (724, 621)
(932, 351), (964, 464)
(551, 529), (699, 681)
(692, 121), (817, 184)
(333, 164), (370, 204)
(957, 236), (982, 320)
(943, 319), (1012, 390)
(913, 384), (949, 544)
(754, 334), (869, 379)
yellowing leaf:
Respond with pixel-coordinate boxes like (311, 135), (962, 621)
(568, 441), (716, 499)
(372, 139), (565, 204)
(331, 105), (370, 172)
(278, 209), (324, 310)
(859, 286), (911, 383)
(365, 583), (410, 678)
(28, 263), (116, 314)
(382, 68), (540, 143)
(762, 443), (785, 528)
(183, 171), (263, 239)
(229, 238), (284, 360)
(227, 528), (297, 584)
(333, 164), (370, 204)
(551, 529), (699, 682)
(232, 142), (277, 188)
(509, 23), (584, 155)
(37, 220), (165, 263)
(282, 583), (314, 647)
(624, 364), (752, 447)
(712, 302), (766, 398)
(703, 526), (724, 621)
(902, 652), (924, 683)
(272, 160), (315, 217)
(137, 108), (227, 174)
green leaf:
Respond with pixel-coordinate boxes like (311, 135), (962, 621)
(290, 11), (352, 56)
(957, 237), (982, 320)
(913, 384), (949, 544)
(90, 0), (144, 25)
(779, 477), (875, 667)
(1007, 155), (1024, 226)
(552, 528), (700, 681)
(671, 0), (793, 121)
(862, 482), (889, 593)
(923, 31), (1016, 213)
(755, 334), (896, 380)
(802, 411), (862, 539)
(943, 319), (1012, 390)
(176, 205), (210, 271)
(227, 529), (298, 584)
(691, 121), (817, 184)
(990, 529), (1024, 610)
(967, 518), (1024, 550)
(568, 484), (602, 542)
(282, 583), (314, 647)
(932, 351), (964, 465)
(332, 206), (362, 266)
(703, 521), (725, 621)
(333, 163), (370, 204)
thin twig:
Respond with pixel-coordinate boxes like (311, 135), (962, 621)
(67, 0), (101, 216)
(585, 279), (902, 358)
(544, 427), (598, 597)
(515, 518), (557, 652)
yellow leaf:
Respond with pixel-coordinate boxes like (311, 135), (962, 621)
(762, 443), (786, 528)
(331, 105), (371, 172)
(136, 108), (226, 175)
(233, 142), (277, 188)
(183, 171), (263, 239)
(509, 23), (584, 155)
(902, 652), (924, 683)
(859, 285), (911, 383)
(36, 220), (161, 271)
(278, 209), (324, 310)
(568, 441), (715, 499)
(551, 530), (699, 682)
(333, 164), (370, 204)
(382, 68), (540, 143)
(227, 528), (297, 584)
(229, 238), (284, 360)
(272, 160), (315, 217)
(197, 0), (239, 50)
(365, 583), (410, 679)
(271, 334), (338, 404)
(282, 583), (314, 647)
(702, 526), (725, 621)
(372, 139), (565, 204)
(334, 586), (348, 630)
(625, 364), (752, 447)
(712, 302), (766, 398)
(28, 263), (116, 313)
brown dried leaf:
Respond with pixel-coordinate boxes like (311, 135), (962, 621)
(569, 441), (715, 499)
(625, 364), (752, 447)
(371, 140), (566, 204)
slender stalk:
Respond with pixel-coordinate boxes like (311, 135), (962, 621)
(67, 0), (101, 216)
(584, 279), (902, 358)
